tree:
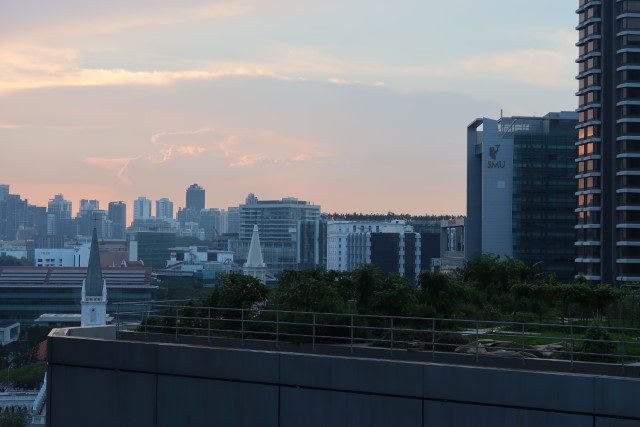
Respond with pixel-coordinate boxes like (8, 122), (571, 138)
(418, 271), (466, 318)
(0, 255), (22, 267)
(0, 410), (29, 427)
(370, 275), (417, 317)
(273, 269), (348, 313)
(351, 265), (383, 311)
(206, 273), (269, 309)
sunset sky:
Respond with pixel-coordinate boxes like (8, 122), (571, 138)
(0, 0), (577, 216)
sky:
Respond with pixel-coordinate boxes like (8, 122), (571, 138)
(0, 0), (578, 217)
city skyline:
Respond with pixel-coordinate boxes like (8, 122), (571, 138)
(0, 0), (577, 216)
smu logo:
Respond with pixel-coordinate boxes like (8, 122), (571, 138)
(487, 144), (506, 169)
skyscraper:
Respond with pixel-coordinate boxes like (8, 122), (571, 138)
(575, 1), (640, 283)
(108, 202), (127, 239)
(0, 185), (9, 202)
(467, 113), (578, 281)
(133, 197), (152, 220)
(186, 184), (205, 212)
(155, 198), (174, 220)
(239, 196), (321, 272)
(79, 199), (99, 212)
(47, 194), (72, 235)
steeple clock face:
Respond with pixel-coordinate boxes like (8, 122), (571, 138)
(91, 307), (97, 322)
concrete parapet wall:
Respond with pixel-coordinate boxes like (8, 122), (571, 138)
(46, 330), (640, 427)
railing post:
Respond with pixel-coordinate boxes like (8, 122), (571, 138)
(241, 309), (245, 346)
(431, 319), (436, 360)
(570, 321), (574, 371)
(175, 307), (179, 343)
(390, 317), (394, 356)
(350, 315), (354, 354)
(207, 307), (211, 344)
(521, 323), (526, 367)
(276, 311), (280, 349)
(621, 327), (626, 376)
(475, 321), (479, 363)
(312, 313), (316, 352)
(115, 303), (120, 340)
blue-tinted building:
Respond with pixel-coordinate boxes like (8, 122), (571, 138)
(466, 112), (578, 281)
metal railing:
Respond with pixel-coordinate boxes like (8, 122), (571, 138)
(113, 301), (640, 374)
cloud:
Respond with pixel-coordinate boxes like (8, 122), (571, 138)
(84, 157), (135, 186)
(84, 127), (333, 185)
(0, 1), (254, 41)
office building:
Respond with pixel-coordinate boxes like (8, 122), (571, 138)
(575, 1), (640, 283)
(238, 196), (321, 272)
(0, 194), (28, 241)
(326, 220), (436, 281)
(128, 230), (177, 268)
(79, 199), (99, 212)
(466, 112), (578, 281)
(0, 266), (155, 323)
(47, 194), (72, 235)
(297, 219), (327, 270)
(226, 207), (240, 234)
(133, 196), (152, 220)
(156, 198), (174, 220)
(0, 185), (8, 201)
(108, 202), (127, 239)
(186, 184), (205, 211)
(432, 218), (466, 274)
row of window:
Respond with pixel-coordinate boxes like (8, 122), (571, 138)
(579, 23), (599, 42)
(578, 125), (599, 140)
(577, 210), (600, 225)
(578, 193), (600, 207)
(579, 108), (599, 123)
(579, 73), (599, 90)
(620, 18), (640, 30)
(579, 40), (600, 57)
(578, 176), (599, 190)
(579, 56), (600, 74)
(579, 6), (600, 25)
(578, 159), (598, 173)
(578, 142), (597, 157)
(579, 91), (600, 108)
(620, 1), (640, 14)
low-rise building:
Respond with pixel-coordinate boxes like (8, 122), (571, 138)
(0, 266), (156, 323)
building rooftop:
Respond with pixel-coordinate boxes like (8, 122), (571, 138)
(0, 266), (154, 287)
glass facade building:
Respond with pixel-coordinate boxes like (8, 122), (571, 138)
(576, 0), (640, 283)
(467, 113), (578, 281)
(238, 198), (321, 273)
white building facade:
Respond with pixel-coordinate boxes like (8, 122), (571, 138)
(133, 197), (153, 220)
(327, 221), (413, 272)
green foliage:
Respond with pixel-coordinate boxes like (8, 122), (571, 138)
(0, 255), (23, 267)
(274, 269), (353, 313)
(370, 275), (417, 317)
(206, 273), (269, 309)
(418, 271), (466, 318)
(0, 410), (29, 427)
(1, 362), (47, 390)
(578, 327), (617, 362)
(155, 276), (208, 301)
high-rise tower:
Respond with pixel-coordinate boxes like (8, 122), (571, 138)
(575, 1), (640, 283)
(186, 184), (205, 212)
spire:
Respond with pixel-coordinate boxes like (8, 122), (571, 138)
(84, 227), (104, 297)
(244, 225), (266, 268)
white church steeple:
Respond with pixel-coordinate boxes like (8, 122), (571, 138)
(243, 225), (267, 284)
(81, 228), (108, 326)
